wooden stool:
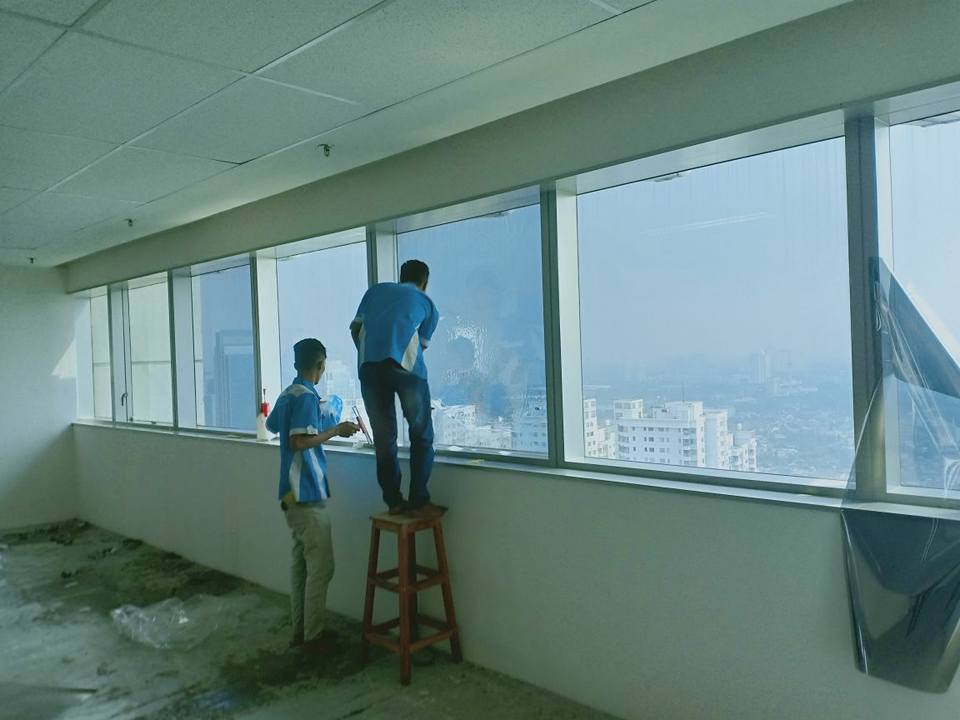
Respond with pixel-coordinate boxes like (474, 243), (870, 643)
(361, 512), (462, 685)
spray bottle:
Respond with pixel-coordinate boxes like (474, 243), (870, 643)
(256, 389), (271, 442)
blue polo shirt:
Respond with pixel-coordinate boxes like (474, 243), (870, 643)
(351, 282), (439, 380)
(266, 378), (342, 503)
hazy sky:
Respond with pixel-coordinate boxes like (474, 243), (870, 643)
(889, 121), (960, 361)
(277, 241), (368, 387)
(577, 138), (851, 372)
(201, 122), (960, 404)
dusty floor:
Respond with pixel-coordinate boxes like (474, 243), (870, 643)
(0, 521), (617, 720)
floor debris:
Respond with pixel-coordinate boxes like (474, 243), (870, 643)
(0, 522), (618, 720)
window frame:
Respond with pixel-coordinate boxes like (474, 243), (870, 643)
(69, 78), (960, 511)
(266, 230), (370, 447)
(105, 271), (174, 427)
(377, 187), (555, 465)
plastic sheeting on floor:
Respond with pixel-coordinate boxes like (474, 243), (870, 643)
(112, 593), (260, 651)
(842, 260), (960, 693)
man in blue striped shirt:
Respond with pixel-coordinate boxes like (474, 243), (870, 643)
(267, 338), (358, 652)
(351, 259), (444, 518)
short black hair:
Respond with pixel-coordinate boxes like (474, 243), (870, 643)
(293, 338), (327, 372)
(400, 259), (430, 287)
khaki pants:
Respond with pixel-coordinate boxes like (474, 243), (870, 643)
(284, 503), (334, 642)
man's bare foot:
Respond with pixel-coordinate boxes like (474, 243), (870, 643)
(388, 503), (407, 515)
(406, 502), (447, 519)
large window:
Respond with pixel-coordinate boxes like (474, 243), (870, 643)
(73, 92), (960, 509)
(397, 201), (547, 455)
(886, 112), (960, 495)
(276, 239), (368, 415)
(191, 264), (256, 431)
(90, 291), (112, 419)
(75, 288), (112, 420)
(127, 275), (173, 424)
(575, 138), (854, 483)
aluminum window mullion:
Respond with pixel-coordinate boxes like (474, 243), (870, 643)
(844, 116), (890, 501)
(550, 182), (585, 463)
(540, 185), (564, 467)
(367, 223), (398, 285)
(252, 255), (283, 417)
(169, 268), (198, 430)
(107, 284), (132, 423)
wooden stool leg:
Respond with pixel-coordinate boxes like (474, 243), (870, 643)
(408, 531), (419, 642)
(433, 523), (462, 661)
(361, 524), (380, 665)
(398, 526), (412, 685)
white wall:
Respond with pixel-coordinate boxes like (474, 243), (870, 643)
(0, 267), (78, 529)
(74, 424), (960, 720)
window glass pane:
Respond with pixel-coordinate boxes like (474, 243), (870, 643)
(90, 293), (111, 419)
(576, 138), (853, 482)
(888, 115), (960, 493)
(397, 203), (547, 455)
(128, 279), (172, 424)
(192, 266), (255, 431)
(277, 243), (367, 418)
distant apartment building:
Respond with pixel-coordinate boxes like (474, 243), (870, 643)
(433, 403), (479, 447)
(616, 400), (757, 472)
(511, 401), (548, 454)
(751, 349), (773, 384)
(614, 399), (643, 420)
(585, 398), (618, 459)
(618, 400), (705, 467)
(474, 423), (513, 450)
(728, 427), (758, 472)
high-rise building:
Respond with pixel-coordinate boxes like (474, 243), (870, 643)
(616, 400), (757, 472)
(729, 425), (759, 472)
(618, 401), (704, 467)
(614, 399), (644, 420)
(751, 350), (773, 384)
(585, 398), (618, 459)
(512, 401), (548, 454)
(433, 403), (478, 447)
(704, 409), (732, 468)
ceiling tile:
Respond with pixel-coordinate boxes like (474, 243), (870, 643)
(0, 0), (100, 25)
(0, 33), (241, 142)
(84, 0), (382, 72)
(0, 220), (62, 249)
(0, 124), (115, 189)
(134, 78), (364, 163)
(0, 13), (61, 90)
(3, 192), (141, 232)
(263, 0), (609, 108)
(56, 147), (235, 202)
(0, 187), (35, 213)
(610, 0), (661, 10)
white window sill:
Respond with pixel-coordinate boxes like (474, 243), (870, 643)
(71, 419), (960, 521)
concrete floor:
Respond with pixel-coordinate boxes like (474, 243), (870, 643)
(1, 521), (618, 720)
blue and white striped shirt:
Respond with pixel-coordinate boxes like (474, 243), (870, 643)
(351, 282), (439, 380)
(266, 378), (342, 503)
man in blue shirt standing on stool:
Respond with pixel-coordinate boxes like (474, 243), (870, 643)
(351, 259), (444, 519)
